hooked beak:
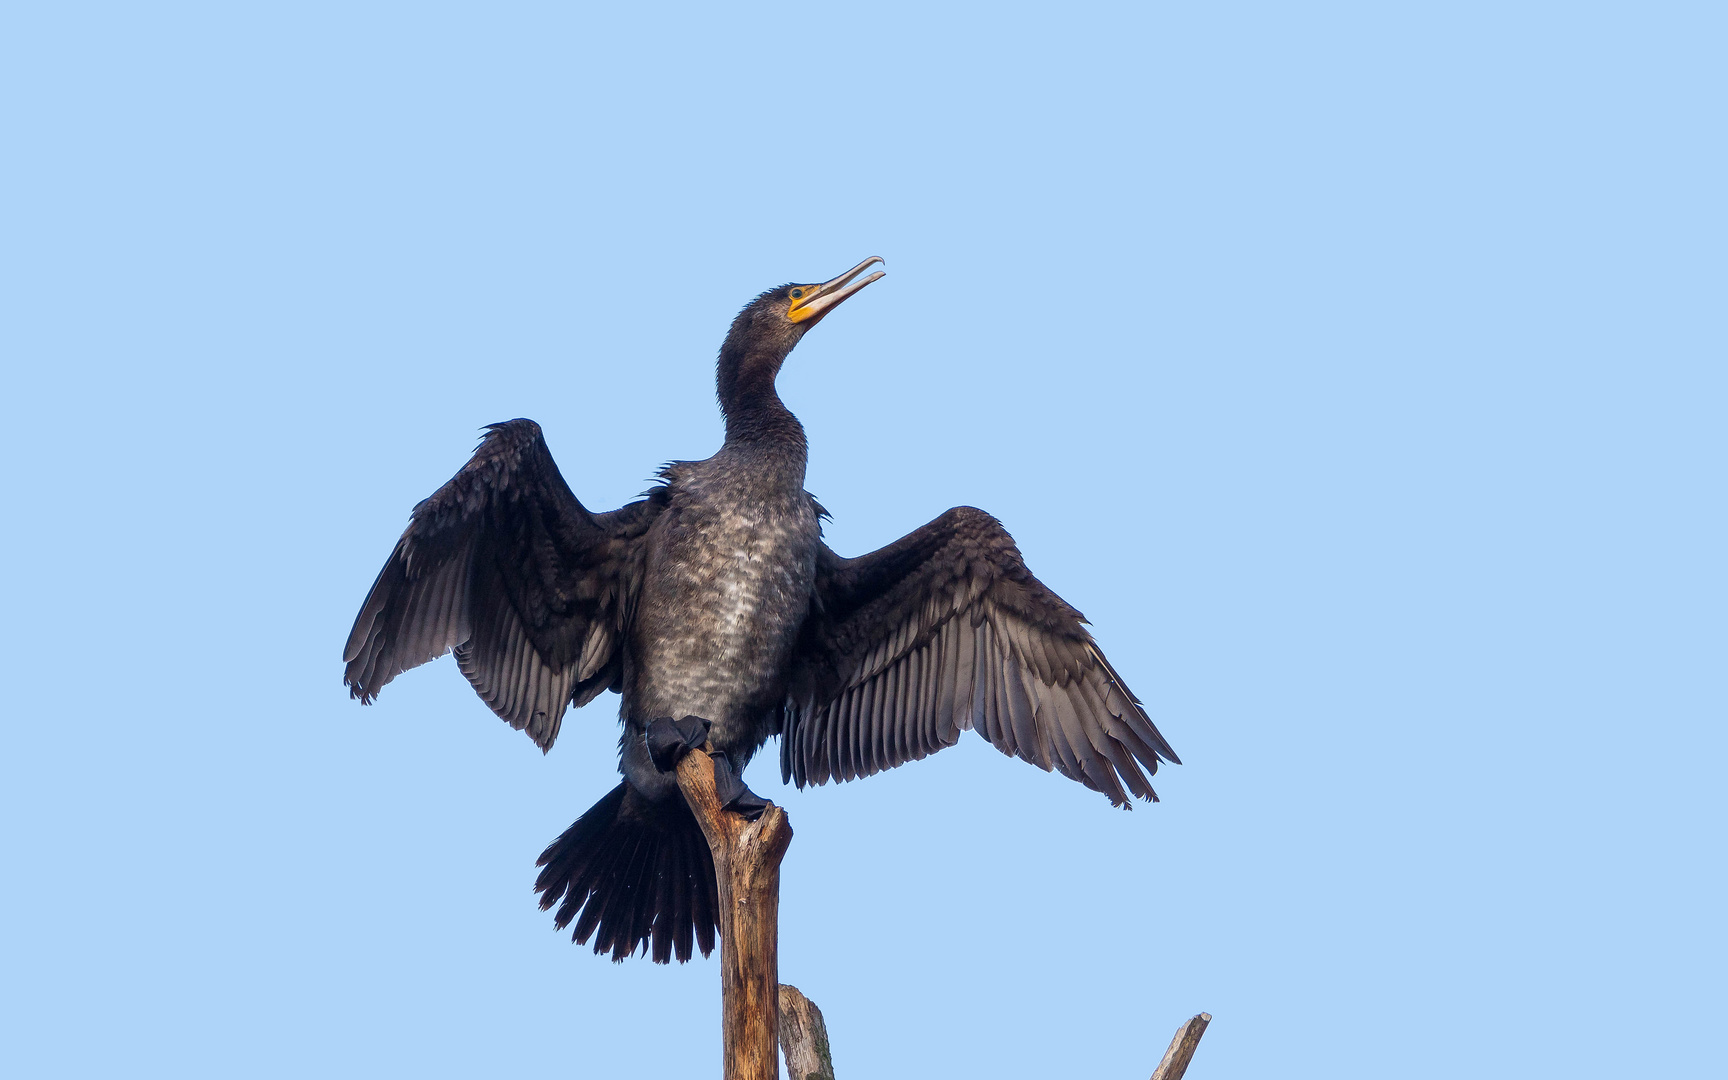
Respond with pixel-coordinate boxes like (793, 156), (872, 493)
(787, 256), (886, 324)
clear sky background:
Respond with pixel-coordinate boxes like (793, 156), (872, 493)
(2, 3), (1721, 1077)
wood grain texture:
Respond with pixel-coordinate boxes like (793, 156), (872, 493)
(676, 749), (793, 1080)
(777, 984), (835, 1080)
(1149, 1013), (1211, 1080)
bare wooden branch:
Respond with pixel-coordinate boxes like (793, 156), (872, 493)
(1149, 1013), (1211, 1080)
(675, 748), (794, 1080)
(777, 984), (836, 1080)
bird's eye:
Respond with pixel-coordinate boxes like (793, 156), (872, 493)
(790, 289), (804, 300)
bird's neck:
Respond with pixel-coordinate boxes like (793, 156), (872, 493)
(719, 348), (807, 452)
(722, 386), (807, 451)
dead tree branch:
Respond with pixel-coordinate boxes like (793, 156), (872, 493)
(675, 749), (794, 1080)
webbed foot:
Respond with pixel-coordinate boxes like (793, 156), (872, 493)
(710, 752), (771, 821)
(646, 715), (712, 772)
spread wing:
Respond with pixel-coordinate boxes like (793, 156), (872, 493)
(781, 506), (1177, 806)
(342, 419), (664, 750)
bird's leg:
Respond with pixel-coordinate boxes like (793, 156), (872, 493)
(648, 717), (770, 819)
(709, 752), (771, 821)
(646, 715), (712, 772)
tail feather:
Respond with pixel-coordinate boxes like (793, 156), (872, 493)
(593, 831), (651, 958)
(534, 782), (718, 964)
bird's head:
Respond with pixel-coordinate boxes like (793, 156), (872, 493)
(717, 257), (885, 409)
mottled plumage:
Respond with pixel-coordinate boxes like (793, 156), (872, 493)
(343, 258), (1177, 964)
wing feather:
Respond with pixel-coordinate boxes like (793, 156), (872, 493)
(897, 646), (919, 763)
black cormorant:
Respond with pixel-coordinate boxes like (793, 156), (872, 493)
(343, 257), (1178, 964)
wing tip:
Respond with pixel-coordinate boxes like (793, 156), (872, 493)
(344, 674), (379, 705)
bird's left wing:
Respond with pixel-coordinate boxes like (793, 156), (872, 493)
(343, 420), (663, 750)
(782, 506), (1178, 806)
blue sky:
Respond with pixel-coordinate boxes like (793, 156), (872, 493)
(2, 3), (1721, 1077)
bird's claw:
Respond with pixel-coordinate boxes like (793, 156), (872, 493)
(646, 715), (712, 772)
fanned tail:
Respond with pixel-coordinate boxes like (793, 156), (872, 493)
(533, 783), (718, 964)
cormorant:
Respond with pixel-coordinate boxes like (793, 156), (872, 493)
(343, 257), (1178, 964)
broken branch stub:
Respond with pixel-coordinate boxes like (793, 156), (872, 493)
(777, 984), (836, 1080)
(1149, 1012), (1211, 1080)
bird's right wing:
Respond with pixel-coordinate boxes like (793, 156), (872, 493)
(343, 419), (664, 750)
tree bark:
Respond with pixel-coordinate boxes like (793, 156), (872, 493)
(675, 749), (794, 1080)
(1149, 1013), (1211, 1080)
(777, 984), (836, 1080)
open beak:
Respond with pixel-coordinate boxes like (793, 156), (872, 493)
(787, 256), (886, 324)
